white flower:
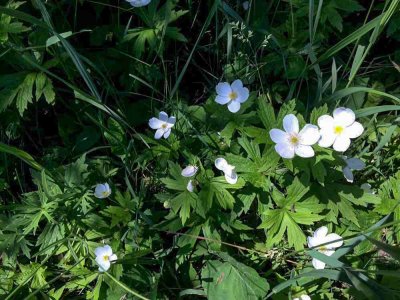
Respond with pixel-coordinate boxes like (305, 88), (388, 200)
(342, 156), (365, 183)
(361, 183), (374, 194)
(215, 79), (249, 113)
(94, 245), (117, 272)
(181, 165), (198, 177)
(187, 180), (194, 192)
(215, 158), (238, 184)
(269, 114), (320, 159)
(148, 111), (176, 140)
(293, 295), (311, 300)
(242, 1), (249, 10)
(94, 183), (111, 199)
(308, 226), (343, 270)
(126, 0), (151, 7)
(318, 107), (364, 152)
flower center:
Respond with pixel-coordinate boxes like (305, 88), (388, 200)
(103, 255), (109, 261)
(161, 123), (168, 129)
(334, 126), (344, 135)
(229, 92), (238, 100)
(288, 134), (300, 145)
(318, 246), (328, 252)
(102, 191), (109, 197)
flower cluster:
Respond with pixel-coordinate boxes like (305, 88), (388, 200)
(93, 80), (368, 277)
(270, 107), (364, 159)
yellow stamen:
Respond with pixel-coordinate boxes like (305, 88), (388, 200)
(103, 255), (109, 261)
(161, 123), (168, 129)
(290, 136), (299, 144)
(334, 126), (344, 134)
(229, 92), (238, 100)
(102, 191), (109, 197)
(318, 246), (328, 251)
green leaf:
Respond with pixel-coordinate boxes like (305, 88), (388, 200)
(257, 95), (276, 131)
(202, 256), (269, 300)
(16, 73), (36, 115)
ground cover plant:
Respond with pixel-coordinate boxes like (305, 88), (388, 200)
(1, 0), (400, 299)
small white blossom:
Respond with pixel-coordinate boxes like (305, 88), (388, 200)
(186, 180), (194, 192)
(94, 245), (117, 272)
(215, 79), (249, 113)
(215, 158), (238, 184)
(308, 226), (343, 270)
(294, 295), (311, 300)
(242, 1), (249, 10)
(342, 156), (365, 183)
(94, 183), (111, 199)
(269, 114), (320, 159)
(361, 183), (374, 194)
(126, 0), (151, 7)
(181, 165), (198, 177)
(318, 107), (364, 152)
(148, 111), (176, 140)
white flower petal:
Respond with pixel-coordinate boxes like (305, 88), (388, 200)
(333, 135), (351, 152)
(314, 226), (328, 239)
(324, 249), (335, 256)
(345, 121), (364, 139)
(312, 258), (326, 270)
(102, 245), (112, 256)
(343, 166), (354, 183)
(94, 246), (107, 257)
(227, 100), (241, 113)
(158, 111), (169, 122)
(187, 180), (194, 192)
(275, 143), (295, 159)
(109, 254), (118, 261)
(215, 95), (231, 105)
(127, 0), (151, 7)
(231, 79), (243, 90)
(269, 129), (289, 144)
(318, 115), (334, 129)
(168, 116), (176, 126)
(299, 124), (320, 145)
(324, 233), (343, 249)
(97, 259), (110, 272)
(181, 165), (198, 177)
(283, 114), (299, 133)
(361, 183), (373, 194)
(295, 145), (315, 158)
(236, 87), (249, 103)
(225, 170), (238, 184)
(242, 1), (249, 10)
(163, 128), (171, 139)
(300, 295), (311, 300)
(148, 117), (162, 129)
(154, 128), (164, 139)
(333, 107), (355, 127)
(307, 236), (318, 248)
(346, 158), (365, 170)
(318, 129), (336, 148)
(216, 82), (232, 96)
(215, 158), (228, 171)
